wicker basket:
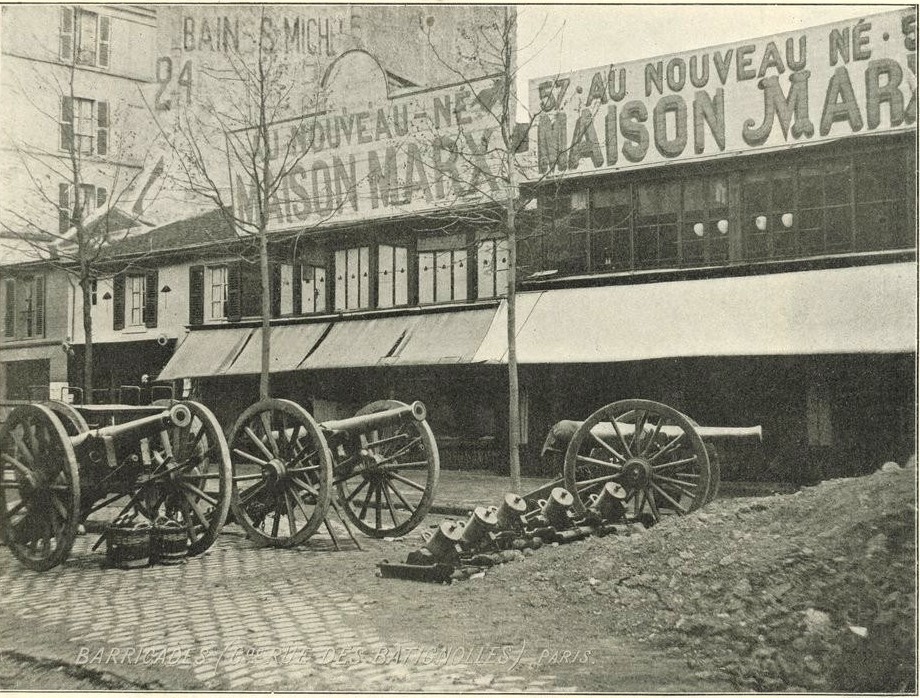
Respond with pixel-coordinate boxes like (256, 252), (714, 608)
(151, 517), (188, 565)
(106, 517), (152, 569)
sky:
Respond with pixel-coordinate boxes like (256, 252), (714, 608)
(514, 3), (898, 105)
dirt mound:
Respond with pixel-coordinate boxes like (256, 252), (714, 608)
(486, 465), (916, 692)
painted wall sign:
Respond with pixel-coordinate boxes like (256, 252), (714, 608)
(230, 64), (507, 233)
(527, 8), (917, 179)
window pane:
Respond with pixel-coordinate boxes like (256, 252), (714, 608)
(358, 247), (369, 307)
(435, 250), (452, 301)
(494, 239), (509, 296)
(418, 252), (434, 304)
(346, 248), (359, 309)
(394, 246), (408, 306)
(77, 11), (97, 65)
(477, 241), (495, 298)
(378, 244), (394, 309)
(453, 249), (467, 300)
(593, 186), (629, 209)
(334, 250), (346, 311)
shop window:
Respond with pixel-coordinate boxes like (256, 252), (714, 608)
(539, 192), (589, 274)
(301, 265), (326, 314)
(636, 181), (680, 268)
(477, 238), (509, 299)
(60, 97), (107, 156)
(60, 7), (110, 68)
(377, 244), (408, 309)
(334, 247), (370, 311)
(127, 274), (146, 326)
(419, 249), (467, 304)
(855, 150), (912, 251)
(590, 185), (632, 271)
(742, 167), (796, 260)
(682, 176), (729, 265)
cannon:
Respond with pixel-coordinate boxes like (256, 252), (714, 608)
(0, 400), (232, 571)
(538, 399), (762, 524)
(226, 398), (438, 547)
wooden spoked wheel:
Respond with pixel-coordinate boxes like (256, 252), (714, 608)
(43, 401), (89, 436)
(138, 400), (232, 555)
(685, 416), (721, 505)
(334, 400), (439, 538)
(228, 399), (333, 547)
(0, 405), (81, 571)
(563, 399), (711, 523)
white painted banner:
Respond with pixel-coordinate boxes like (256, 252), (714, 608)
(527, 8), (916, 179)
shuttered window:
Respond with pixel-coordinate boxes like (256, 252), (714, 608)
(60, 8), (111, 69)
(189, 266), (204, 326)
(3, 279), (15, 337)
(144, 270), (158, 328)
(60, 97), (108, 155)
(300, 265), (326, 314)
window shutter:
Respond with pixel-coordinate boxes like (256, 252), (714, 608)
(226, 262), (241, 322)
(112, 273), (125, 331)
(144, 269), (158, 328)
(34, 277), (45, 337)
(58, 183), (71, 234)
(189, 265), (204, 326)
(60, 96), (73, 151)
(240, 262), (261, 318)
(3, 279), (15, 337)
(96, 187), (107, 208)
(98, 15), (110, 68)
(270, 263), (282, 318)
(96, 101), (108, 156)
(60, 7), (74, 62)
(292, 263), (303, 315)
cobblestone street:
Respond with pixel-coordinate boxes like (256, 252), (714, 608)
(0, 523), (571, 692)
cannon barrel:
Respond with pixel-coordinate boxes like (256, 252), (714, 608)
(320, 401), (427, 436)
(71, 403), (192, 450)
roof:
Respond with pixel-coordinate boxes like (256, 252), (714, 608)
(101, 208), (239, 259)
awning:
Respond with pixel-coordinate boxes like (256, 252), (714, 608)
(157, 328), (252, 380)
(474, 262), (917, 364)
(222, 323), (330, 375)
(303, 307), (496, 369)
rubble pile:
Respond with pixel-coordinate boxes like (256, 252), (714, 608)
(489, 465), (916, 692)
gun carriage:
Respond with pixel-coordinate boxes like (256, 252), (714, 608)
(227, 398), (439, 547)
(0, 400), (231, 571)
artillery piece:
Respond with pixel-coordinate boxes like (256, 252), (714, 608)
(227, 398), (438, 547)
(0, 400), (231, 571)
(538, 399), (762, 524)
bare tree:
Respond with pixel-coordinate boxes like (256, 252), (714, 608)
(148, 6), (362, 401)
(418, 7), (582, 490)
(1, 48), (152, 404)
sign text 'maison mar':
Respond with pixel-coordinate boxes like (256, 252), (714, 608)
(529, 9), (916, 178)
(231, 76), (506, 233)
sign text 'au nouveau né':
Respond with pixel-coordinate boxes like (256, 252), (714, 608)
(530, 9), (916, 177)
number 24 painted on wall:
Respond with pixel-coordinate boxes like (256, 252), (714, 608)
(155, 57), (193, 111)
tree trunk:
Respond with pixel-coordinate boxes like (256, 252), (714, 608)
(81, 277), (94, 405)
(259, 227), (271, 400)
(506, 204), (522, 492)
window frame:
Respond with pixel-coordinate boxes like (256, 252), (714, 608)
(206, 265), (229, 321)
(127, 274), (146, 327)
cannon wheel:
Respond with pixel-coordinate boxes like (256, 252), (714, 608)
(228, 399), (333, 547)
(0, 405), (81, 571)
(334, 400), (439, 538)
(44, 401), (89, 436)
(563, 399), (711, 523)
(144, 400), (233, 556)
(685, 416), (721, 505)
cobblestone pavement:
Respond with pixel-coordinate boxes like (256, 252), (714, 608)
(0, 523), (572, 692)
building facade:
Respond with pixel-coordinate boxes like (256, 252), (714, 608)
(0, 4), (157, 403)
